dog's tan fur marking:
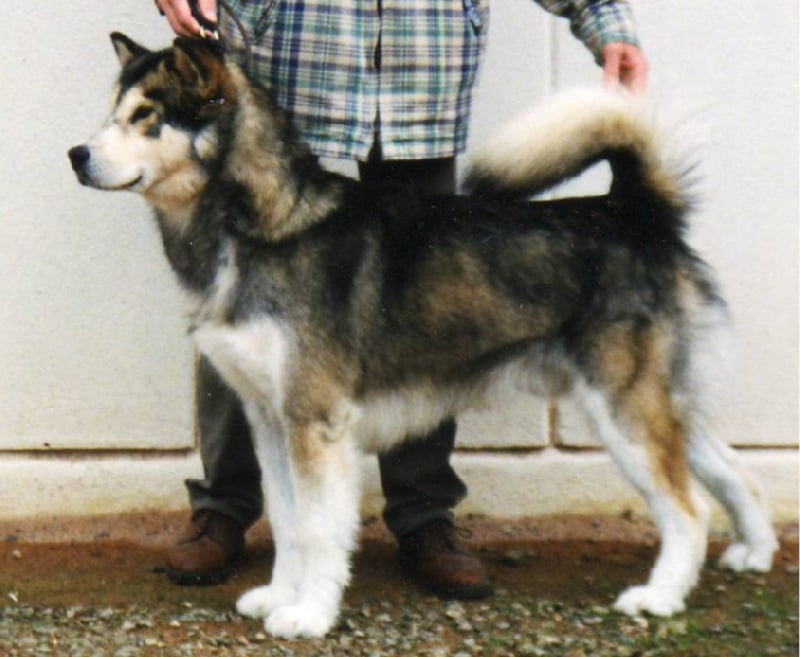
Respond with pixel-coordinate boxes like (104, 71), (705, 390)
(285, 360), (360, 478)
(143, 159), (208, 231)
(603, 325), (696, 516)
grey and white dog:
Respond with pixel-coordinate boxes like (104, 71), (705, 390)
(68, 35), (777, 639)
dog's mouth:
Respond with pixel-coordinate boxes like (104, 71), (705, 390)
(81, 174), (143, 192)
(107, 175), (143, 191)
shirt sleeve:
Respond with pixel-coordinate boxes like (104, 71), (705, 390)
(535, 0), (640, 63)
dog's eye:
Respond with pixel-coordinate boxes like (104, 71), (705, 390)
(130, 106), (156, 123)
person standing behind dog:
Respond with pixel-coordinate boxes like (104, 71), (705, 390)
(155, 0), (648, 598)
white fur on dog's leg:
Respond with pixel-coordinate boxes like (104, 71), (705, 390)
(614, 585), (687, 617)
(578, 387), (707, 619)
(265, 603), (337, 639)
(683, 333), (779, 577)
(236, 585), (296, 620)
(239, 404), (304, 622)
(687, 436), (779, 573)
(719, 541), (776, 573)
(256, 420), (361, 639)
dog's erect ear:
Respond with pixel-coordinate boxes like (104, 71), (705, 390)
(171, 37), (227, 99)
(110, 32), (149, 67)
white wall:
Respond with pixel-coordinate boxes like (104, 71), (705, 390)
(0, 1), (796, 522)
(1, 5), (192, 452)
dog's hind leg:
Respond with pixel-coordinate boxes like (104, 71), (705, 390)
(680, 306), (778, 572)
(687, 426), (778, 572)
(258, 406), (362, 639)
(577, 379), (709, 617)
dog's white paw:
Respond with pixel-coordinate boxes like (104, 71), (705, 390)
(236, 585), (295, 620)
(718, 541), (776, 573)
(614, 585), (686, 617)
(264, 603), (335, 639)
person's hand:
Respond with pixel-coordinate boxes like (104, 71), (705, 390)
(156, 0), (218, 37)
(602, 42), (648, 95)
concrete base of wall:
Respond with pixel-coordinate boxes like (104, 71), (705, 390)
(1, 449), (796, 528)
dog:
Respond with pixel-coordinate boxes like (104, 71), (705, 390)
(68, 34), (778, 639)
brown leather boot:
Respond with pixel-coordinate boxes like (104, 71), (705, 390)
(165, 510), (245, 586)
(398, 519), (493, 600)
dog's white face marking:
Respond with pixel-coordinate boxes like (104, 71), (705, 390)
(75, 86), (215, 226)
(79, 88), (182, 192)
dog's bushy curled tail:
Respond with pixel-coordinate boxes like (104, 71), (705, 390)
(463, 90), (694, 217)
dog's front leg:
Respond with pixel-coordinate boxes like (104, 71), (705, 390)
(266, 420), (361, 639)
(245, 412), (362, 639)
(236, 403), (302, 621)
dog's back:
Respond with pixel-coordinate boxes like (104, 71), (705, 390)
(263, 91), (711, 411)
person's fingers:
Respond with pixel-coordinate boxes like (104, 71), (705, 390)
(197, 0), (219, 24)
(623, 52), (649, 95)
(602, 47), (622, 91)
(601, 43), (649, 95)
(157, 0), (203, 37)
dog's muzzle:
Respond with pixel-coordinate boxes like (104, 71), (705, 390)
(68, 145), (91, 184)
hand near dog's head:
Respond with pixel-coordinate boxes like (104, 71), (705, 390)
(155, 0), (218, 39)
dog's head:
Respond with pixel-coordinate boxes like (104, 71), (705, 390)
(68, 33), (233, 205)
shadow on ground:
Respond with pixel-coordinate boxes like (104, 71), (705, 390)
(0, 513), (796, 656)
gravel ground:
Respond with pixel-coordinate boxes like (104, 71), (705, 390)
(0, 514), (797, 657)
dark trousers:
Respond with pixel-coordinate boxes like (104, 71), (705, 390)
(186, 154), (467, 538)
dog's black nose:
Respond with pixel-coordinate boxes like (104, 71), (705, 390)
(68, 145), (90, 171)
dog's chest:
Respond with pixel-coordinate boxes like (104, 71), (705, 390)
(191, 241), (290, 409)
(193, 317), (289, 411)
(192, 240), (239, 324)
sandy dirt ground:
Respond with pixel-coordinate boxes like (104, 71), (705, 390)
(0, 512), (796, 656)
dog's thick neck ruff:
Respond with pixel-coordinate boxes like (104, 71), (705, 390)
(210, 64), (345, 241)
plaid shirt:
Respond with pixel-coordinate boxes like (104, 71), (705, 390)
(221, 0), (639, 161)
